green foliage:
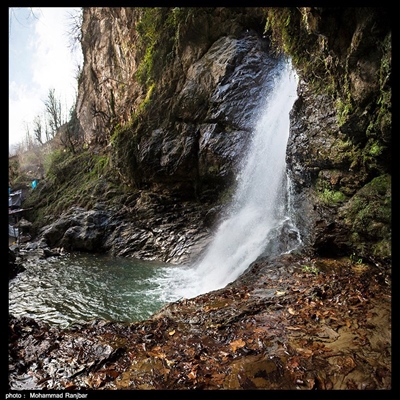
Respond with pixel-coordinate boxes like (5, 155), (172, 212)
(43, 149), (69, 179)
(316, 171), (347, 205)
(264, 7), (332, 92)
(368, 141), (384, 157)
(135, 8), (176, 87)
(138, 83), (155, 113)
(135, 7), (213, 88)
(302, 265), (319, 274)
(336, 96), (354, 127)
(349, 252), (363, 264)
(23, 147), (129, 232)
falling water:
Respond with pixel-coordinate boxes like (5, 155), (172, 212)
(152, 60), (301, 301)
(9, 60), (302, 328)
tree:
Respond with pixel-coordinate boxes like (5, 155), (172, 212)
(66, 8), (83, 54)
(44, 88), (63, 137)
(33, 115), (43, 145)
(23, 122), (34, 151)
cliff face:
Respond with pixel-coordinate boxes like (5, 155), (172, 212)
(76, 7), (278, 201)
(28, 7), (390, 267)
(40, 7), (284, 263)
(279, 7), (391, 266)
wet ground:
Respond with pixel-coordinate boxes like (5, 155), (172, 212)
(8, 253), (391, 390)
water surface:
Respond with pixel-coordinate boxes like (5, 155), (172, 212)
(9, 252), (178, 328)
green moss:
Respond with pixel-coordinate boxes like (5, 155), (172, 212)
(319, 189), (347, 204)
(264, 8), (337, 95)
(341, 174), (391, 260)
(368, 141), (384, 157)
(22, 147), (129, 232)
(302, 265), (319, 274)
(336, 96), (354, 127)
(138, 83), (155, 113)
(135, 8), (179, 88)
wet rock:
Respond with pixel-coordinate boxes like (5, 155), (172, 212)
(8, 248), (25, 280)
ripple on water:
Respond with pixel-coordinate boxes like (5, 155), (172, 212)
(9, 252), (177, 328)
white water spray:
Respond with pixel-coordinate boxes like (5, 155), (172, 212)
(152, 60), (300, 301)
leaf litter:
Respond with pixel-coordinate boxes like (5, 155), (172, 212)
(9, 254), (391, 390)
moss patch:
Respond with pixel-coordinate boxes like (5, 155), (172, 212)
(340, 174), (391, 260)
(22, 148), (129, 234)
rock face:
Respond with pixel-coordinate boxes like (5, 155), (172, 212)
(77, 7), (282, 202)
(284, 7), (391, 267)
(22, 7), (390, 269)
(31, 8), (289, 264)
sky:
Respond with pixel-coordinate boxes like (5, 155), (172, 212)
(9, 7), (83, 154)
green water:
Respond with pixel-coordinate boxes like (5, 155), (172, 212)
(9, 252), (183, 328)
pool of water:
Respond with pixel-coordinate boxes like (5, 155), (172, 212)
(9, 252), (184, 329)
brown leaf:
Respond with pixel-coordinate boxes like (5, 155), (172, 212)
(307, 378), (316, 389)
(296, 347), (313, 357)
(288, 307), (297, 315)
(229, 339), (246, 352)
(188, 370), (197, 380)
(211, 373), (225, 385)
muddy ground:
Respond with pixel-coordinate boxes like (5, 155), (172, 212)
(8, 253), (391, 391)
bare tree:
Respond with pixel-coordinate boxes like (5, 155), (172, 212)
(23, 122), (34, 151)
(9, 7), (39, 36)
(66, 8), (83, 53)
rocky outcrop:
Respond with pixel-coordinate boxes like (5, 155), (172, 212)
(282, 7), (391, 267)
(76, 6), (275, 198)
(37, 200), (210, 264)
(74, 7), (391, 268)
(25, 8), (289, 264)
(21, 7), (390, 269)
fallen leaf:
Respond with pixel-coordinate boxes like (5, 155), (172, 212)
(307, 378), (316, 389)
(211, 373), (225, 385)
(295, 347), (313, 357)
(230, 339), (246, 352)
(288, 307), (297, 315)
(275, 290), (286, 296)
(188, 370), (197, 380)
(168, 330), (175, 336)
(147, 350), (166, 359)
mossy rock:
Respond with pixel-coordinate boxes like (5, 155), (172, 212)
(340, 173), (391, 262)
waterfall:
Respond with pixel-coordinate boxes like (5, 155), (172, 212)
(152, 60), (301, 301)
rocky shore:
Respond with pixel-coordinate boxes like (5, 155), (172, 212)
(9, 250), (391, 390)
